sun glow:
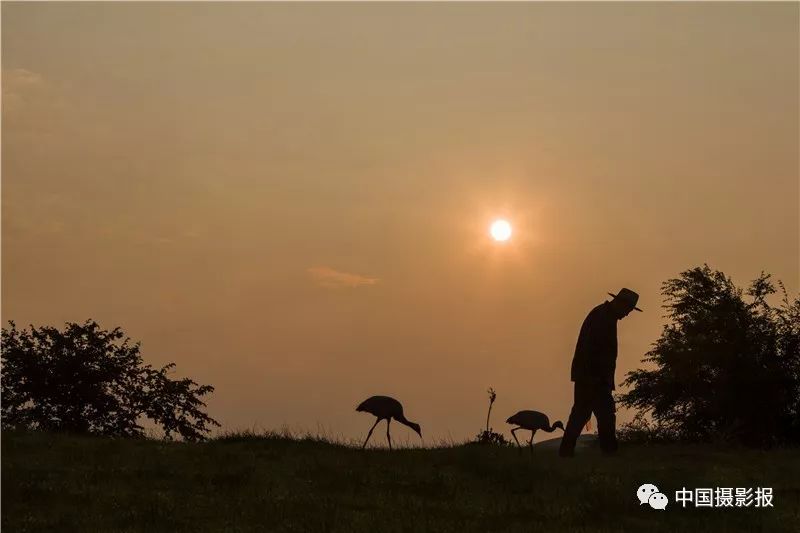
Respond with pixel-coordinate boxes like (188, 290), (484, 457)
(489, 219), (512, 242)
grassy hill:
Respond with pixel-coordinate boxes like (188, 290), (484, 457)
(3, 430), (799, 532)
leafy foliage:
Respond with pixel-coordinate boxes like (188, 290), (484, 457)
(618, 266), (800, 446)
(474, 429), (509, 446)
(617, 412), (680, 444)
(1, 320), (219, 441)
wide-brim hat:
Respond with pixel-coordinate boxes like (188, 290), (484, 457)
(608, 288), (643, 312)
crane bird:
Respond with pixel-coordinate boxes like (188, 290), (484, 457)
(506, 410), (564, 451)
(356, 395), (422, 450)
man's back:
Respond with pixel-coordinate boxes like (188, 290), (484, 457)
(570, 302), (618, 389)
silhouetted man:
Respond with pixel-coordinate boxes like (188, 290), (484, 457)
(559, 288), (642, 457)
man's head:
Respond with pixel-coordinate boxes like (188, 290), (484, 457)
(607, 288), (642, 319)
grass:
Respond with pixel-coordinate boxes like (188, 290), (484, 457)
(3, 430), (799, 532)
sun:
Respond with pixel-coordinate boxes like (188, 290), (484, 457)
(489, 219), (512, 242)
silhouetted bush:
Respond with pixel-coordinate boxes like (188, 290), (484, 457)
(474, 429), (509, 445)
(619, 266), (800, 447)
(617, 413), (680, 444)
(1, 320), (219, 441)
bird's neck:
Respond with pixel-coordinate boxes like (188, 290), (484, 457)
(543, 424), (558, 433)
(395, 414), (415, 429)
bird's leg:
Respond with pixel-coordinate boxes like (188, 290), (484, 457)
(529, 430), (536, 454)
(362, 418), (380, 449)
(511, 428), (522, 448)
(386, 418), (392, 451)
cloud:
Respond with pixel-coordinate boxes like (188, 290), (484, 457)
(306, 266), (379, 289)
(4, 68), (44, 89)
(3, 68), (68, 140)
(2, 68), (45, 113)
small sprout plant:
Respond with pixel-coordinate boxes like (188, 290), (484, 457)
(475, 387), (509, 445)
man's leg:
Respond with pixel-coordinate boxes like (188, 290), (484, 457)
(559, 382), (592, 457)
(593, 386), (618, 454)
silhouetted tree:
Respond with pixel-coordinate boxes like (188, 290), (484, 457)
(1, 320), (220, 441)
(619, 266), (800, 446)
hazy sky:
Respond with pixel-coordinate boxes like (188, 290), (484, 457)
(3, 2), (798, 443)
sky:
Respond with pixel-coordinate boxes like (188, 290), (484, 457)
(2, 2), (798, 444)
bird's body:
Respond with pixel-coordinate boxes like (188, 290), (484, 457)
(356, 395), (405, 419)
(356, 395), (422, 450)
(506, 410), (564, 450)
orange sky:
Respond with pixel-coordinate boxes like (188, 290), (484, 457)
(2, 2), (798, 444)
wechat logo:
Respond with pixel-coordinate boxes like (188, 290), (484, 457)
(638, 483), (668, 510)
